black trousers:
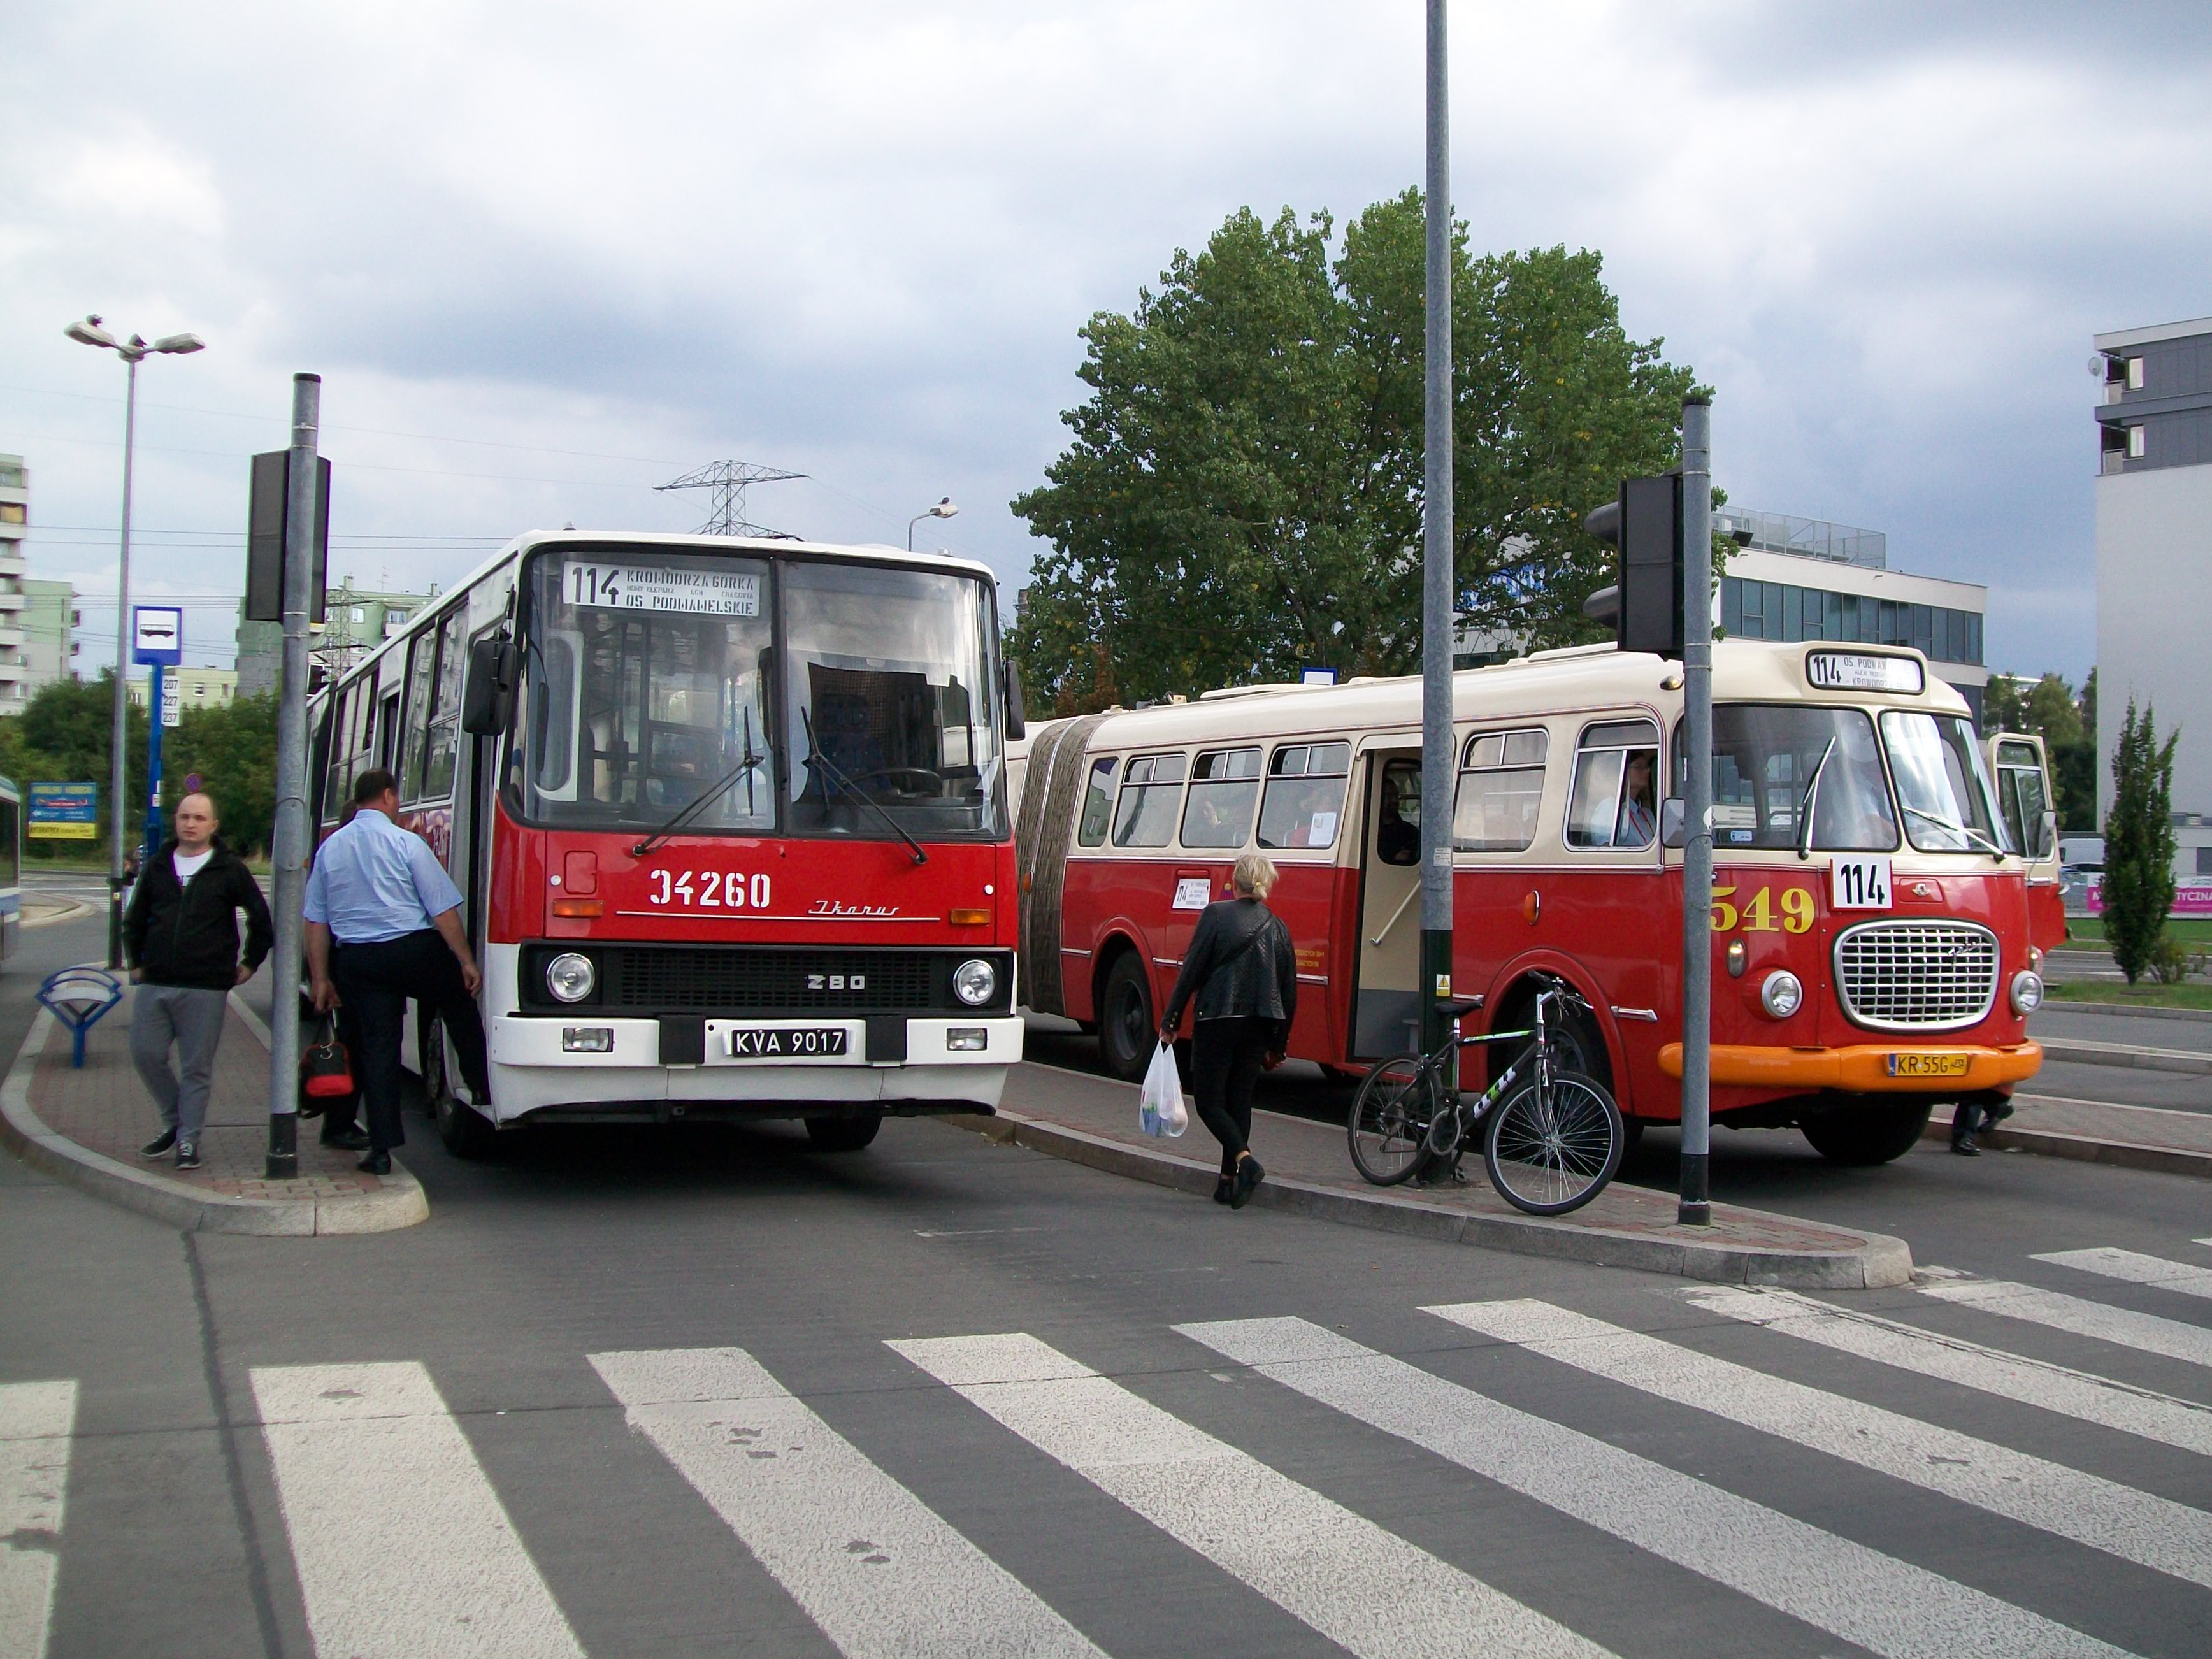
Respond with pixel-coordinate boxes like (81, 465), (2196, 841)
(1192, 1016), (1271, 1173)
(331, 930), (490, 1153)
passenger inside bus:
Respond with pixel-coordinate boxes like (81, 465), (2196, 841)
(1377, 762), (1420, 865)
(1614, 750), (1657, 847)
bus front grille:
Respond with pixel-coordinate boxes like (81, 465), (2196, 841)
(1832, 920), (2000, 1032)
(517, 943), (1014, 1016)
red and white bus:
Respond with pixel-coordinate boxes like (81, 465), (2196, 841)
(1013, 640), (2046, 1166)
(306, 531), (1024, 1154)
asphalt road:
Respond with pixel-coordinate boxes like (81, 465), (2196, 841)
(4, 900), (2209, 1658)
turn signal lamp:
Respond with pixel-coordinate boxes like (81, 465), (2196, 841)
(950, 907), (990, 926)
(551, 897), (604, 917)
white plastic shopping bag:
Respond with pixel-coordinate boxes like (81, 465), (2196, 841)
(1139, 1040), (1189, 1138)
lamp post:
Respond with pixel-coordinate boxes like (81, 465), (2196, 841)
(65, 317), (204, 968)
(907, 496), (958, 550)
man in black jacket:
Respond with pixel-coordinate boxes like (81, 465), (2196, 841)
(124, 793), (273, 1170)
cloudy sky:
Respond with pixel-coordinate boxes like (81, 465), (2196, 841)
(4, 1), (2206, 684)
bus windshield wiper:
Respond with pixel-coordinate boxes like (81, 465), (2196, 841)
(1795, 737), (1837, 861)
(801, 708), (928, 866)
(1901, 803), (2004, 859)
(631, 710), (768, 858)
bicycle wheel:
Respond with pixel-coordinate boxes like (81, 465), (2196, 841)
(1484, 1069), (1623, 1215)
(1347, 1054), (1435, 1186)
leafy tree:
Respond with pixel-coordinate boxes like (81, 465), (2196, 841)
(1009, 193), (1697, 711)
(1983, 673), (2027, 733)
(0, 673), (150, 861)
(1983, 670), (2094, 829)
(2102, 697), (2178, 983)
(166, 693), (278, 856)
(2023, 673), (2084, 747)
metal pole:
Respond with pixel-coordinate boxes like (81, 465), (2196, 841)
(107, 357), (138, 970)
(266, 372), (321, 1180)
(1679, 395), (1714, 1225)
(1419, 0), (1456, 1057)
(144, 660), (164, 859)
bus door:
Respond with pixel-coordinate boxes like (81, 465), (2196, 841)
(1989, 731), (2064, 954)
(1353, 749), (1423, 1058)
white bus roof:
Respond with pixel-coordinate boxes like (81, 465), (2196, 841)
(1032, 640), (1969, 752)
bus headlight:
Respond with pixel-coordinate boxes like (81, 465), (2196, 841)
(952, 958), (998, 1006)
(545, 951), (596, 1003)
(2010, 970), (2044, 1015)
(1759, 970), (1804, 1019)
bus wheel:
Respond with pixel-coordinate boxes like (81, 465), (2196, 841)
(424, 1015), (498, 1160)
(805, 1110), (882, 1152)
(1799, 1101), (1933, 1166)
(1096, 953), (1156, 1083)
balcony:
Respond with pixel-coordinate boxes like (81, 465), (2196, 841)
(0, 590), (25, 612)
(0, 628), (23, 650)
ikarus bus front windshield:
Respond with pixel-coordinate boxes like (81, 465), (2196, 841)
(517, 550), (1004, 839)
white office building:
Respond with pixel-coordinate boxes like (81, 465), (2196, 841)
(2094, 314), (2212, 879)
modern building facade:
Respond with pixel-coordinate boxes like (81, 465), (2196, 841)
(234, 578), (437, 695)
(2094, 313), (2212, 877)
(15, 578), (79, 708)
(1715, 508), (1989, 724)
(126, 666), (239, 712)
(0, 456), (29, 713)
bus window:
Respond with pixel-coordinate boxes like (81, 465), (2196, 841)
(1565, 719), (1660, 849)
(420, 609), (469, 800)
(1676, 705), (1897, 851)
(1258, 741), (1350, 849)
(1995, 739), (2054, 860)
(1112, 752), (1186, 847)
(1181, 747), (1261, 848)
(1376, 759), (1421, 865)
(1883, 710), (2004, 854)
(321, 684), (355, 822)
(1076, 756), (1119, 846)
(398, 625), (440, 802)
(1454, 727), (1548, 852)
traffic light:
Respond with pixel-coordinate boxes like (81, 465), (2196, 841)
(1581, 473), (1684, 659)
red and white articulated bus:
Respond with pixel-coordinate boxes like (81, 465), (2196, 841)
(1012, 639), (2046, 1166)
(306, 531), (1024, 1155)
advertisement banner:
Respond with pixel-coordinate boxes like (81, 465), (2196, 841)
(2084, 875), (2212, 919)
(28, 782), (98, 841)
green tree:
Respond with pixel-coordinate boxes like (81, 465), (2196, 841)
(166, 693), (279, 856)
(1009, 193), (1697, 711)
(2102, 697), (2178, 983)
(2023, 673), (2085, 747)
(1983, 673), (2027, 733)
(0, 673), (150, 861)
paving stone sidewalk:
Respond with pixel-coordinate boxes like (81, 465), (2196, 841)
(972, 1060), (1911, 1288)
(1, 984), (426, 1234)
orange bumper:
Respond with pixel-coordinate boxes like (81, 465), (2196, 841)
(1658, 1040), (2042, 1093)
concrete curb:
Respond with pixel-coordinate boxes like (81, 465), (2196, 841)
(954, 1109), (1912, 1290)
(0, 1007), (428, 1236)
(22, 898), (95, 929)
(2037, 1037), (2212, 1077)
(1921, 1111), (2212, 1181)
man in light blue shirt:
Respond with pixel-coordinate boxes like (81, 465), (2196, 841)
(306, 767), (489, 1173)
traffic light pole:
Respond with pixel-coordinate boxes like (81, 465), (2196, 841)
(1419, 0), (1455, 1061)
(1678, 395), (1714, 1225)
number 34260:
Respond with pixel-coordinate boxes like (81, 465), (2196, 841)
(646, 870), (772, 909)
(1710, 884), (1814, 934)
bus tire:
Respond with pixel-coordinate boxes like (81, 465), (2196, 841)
(1799, 1100), (1933, 1166)
(424, 1015), (499, 1160)
(805, 1110), (882, 1152)
(1096, 951), (1156, 1083)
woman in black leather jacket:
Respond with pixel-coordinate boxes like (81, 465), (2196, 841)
(1160, 853), (1298, 1209)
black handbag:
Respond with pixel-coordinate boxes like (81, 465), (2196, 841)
(299, 1012), (355, 1117)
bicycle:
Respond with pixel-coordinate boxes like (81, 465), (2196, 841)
(1346, 980), (1625, 1215)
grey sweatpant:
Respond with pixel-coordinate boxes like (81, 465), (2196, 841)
(130, 984), (229, 1142)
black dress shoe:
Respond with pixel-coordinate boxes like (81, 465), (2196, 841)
(1230, 1154), (1265, 1209)
(320, 1128), (371, 1151)
(1950, 1132), (1979, 1158)
(356, 1152), (392, 1175)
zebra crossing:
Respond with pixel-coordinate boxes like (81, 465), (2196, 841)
(7, 1239), (2211, 1658)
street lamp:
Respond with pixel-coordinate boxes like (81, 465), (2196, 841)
(65, 315), (204, 968)
(907, 496), (958, 550)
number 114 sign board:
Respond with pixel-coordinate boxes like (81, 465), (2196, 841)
(1832, 857), (1892, 910)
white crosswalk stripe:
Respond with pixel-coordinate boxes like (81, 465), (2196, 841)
(2037, 1247), (2212, 1303)
(889, 1331), (1612, 1659)
(1178, 1316), (2130, 1659)
(588, 1346), (1103, 1658)
(0, 1382), (75, 1659)
(252, 1361), (586, 1659)
(1426, 1298), (2212, 1592)
(1918, 1278), (2212, 1371)
(1686, 1286), (2212, 1457)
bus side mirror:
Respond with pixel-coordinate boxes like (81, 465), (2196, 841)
(2039, 808), (2058, 861)
(1003, 662), (1027, 740)
(1661, 798), (1687, 848)
(462, 638), (520, 736)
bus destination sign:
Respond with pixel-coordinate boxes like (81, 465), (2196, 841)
(564, 561), (761, 617)
(1804, 650), (1923, 695)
